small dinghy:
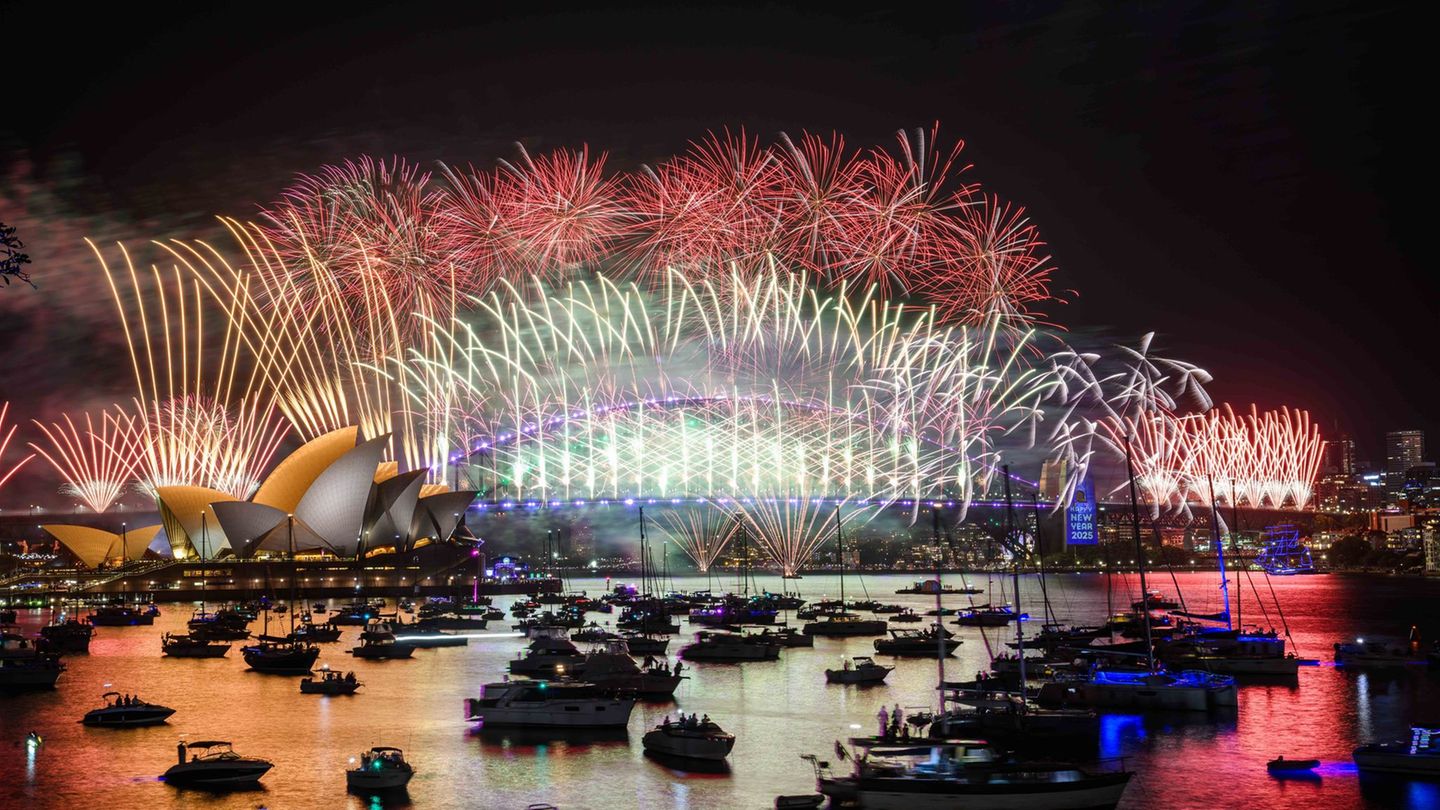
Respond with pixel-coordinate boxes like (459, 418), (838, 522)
(1267, 756), (1320, 773)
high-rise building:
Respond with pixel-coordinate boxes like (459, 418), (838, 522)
(1324, 438), (1357, 475)
(1385, 430), (1425, 495)
(1039, 457), (1068, 500)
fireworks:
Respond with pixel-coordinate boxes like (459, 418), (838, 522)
(257, 127), (1059, 324)
(0, 402), (35, 496)
(92, 240), (288, 498)
(28, 411), (141, 512)
(391, 264), (1058, 530)
(653, 506), (740, 573)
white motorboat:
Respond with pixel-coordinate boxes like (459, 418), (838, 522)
(1355, 725), (1440, 776)
(803, 612), (888, 637)
(0, 631), (65, 691)
(349, 621), (417, 660)
(346, 746), (415, 791)
(825, 656), (894, 684)
(642, 715), (735, 760)
(510, 627), (587, 676)
(465, 680), (637, 728)
(814, 737), (1132, 810)
(163, 740), (273, 788)
(81, 692), (175, 726)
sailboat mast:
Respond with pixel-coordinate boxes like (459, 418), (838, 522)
(1230, 481), (1243, 629)
(1121, 431), (1156, 671)
(835, 504), (845, 607)
(932, 509), (946, 705)
(1003, 466), (1026, 700)
(288, 514), (297, 635)
(638, 507), (648, 597)
(1207, 475), (1232, 630)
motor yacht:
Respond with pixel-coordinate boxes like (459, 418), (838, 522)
(1355, 725), (1440, 776)
(813, 737), (1132, 810)
(570, 641), (684, 697)
(623, 632), (670, 656)
(465, 680), (637, 728)
(0, 630), (64, 690)
(642, 714), (735, 760)
(39, 619), (93, 653)
(894, 581), (982, 595)
(161, 632), (231, 658)
(873, 626), (961, 657)
(680, 630), (782, 662)
(952, 604), (1021, 627)
(1160, 628), (1304, 676)
(1334, 636), (1426, 667)
(347, 746), (415, 791)
(86, 604), (154, 627)
(803, 612), (887, 638)
(349, 621), (417, 659)
(81, 691), (176, 726)
(294, 620), (343, 643)
(163, 740), (272, 788)
(509, 629), (587, 676)
(301, 667), (363, 695)
(824, 656), (893, 684)
(1075, 667), (1237, 711)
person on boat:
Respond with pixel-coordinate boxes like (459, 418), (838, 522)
(701, 713), (711, 727)
(176, 741), (186, 765)
(673, 661), (683, 678)
(877, 705), (890, 737)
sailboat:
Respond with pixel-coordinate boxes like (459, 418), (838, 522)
(1075, 434), (1236, 711)
(241, 515), (320, 675)
(803, 505), (886, 638)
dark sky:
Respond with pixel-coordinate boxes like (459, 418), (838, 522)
(0, 1), (1429, 466)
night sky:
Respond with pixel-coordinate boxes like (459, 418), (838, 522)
(0, 1), (1428, 488)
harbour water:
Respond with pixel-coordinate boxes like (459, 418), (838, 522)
(4, 571), (1440, 809)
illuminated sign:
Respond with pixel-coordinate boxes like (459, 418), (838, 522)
(1065, 477), (1098, 546)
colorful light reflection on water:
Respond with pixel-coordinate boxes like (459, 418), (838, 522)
(2, 572), (1440, 809)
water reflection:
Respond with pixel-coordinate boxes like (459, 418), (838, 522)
(3, 572), (1440, 809)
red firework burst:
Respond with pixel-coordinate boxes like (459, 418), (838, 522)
(624, 129), (785, 284)
(262, 157), (464, 324)
(916, 196), (1056, 324)
(830, 125), (976, 298)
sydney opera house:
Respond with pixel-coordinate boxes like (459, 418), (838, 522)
(23, 429), (495, 599)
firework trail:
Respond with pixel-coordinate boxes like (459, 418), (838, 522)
(0, 402), (36, 496)
(652, 505), (740, 573)
(29, 411), (141, 512)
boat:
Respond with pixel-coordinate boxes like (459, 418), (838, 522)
(39, 618), (93, 653)
(294, 620), (343, 643)
(80, 692), (176, 726)
(1354, 725), (1440, 776)
(1266, 756), (1320, 773)
(0, 630), (65, 690)
(894, 580), (982, 595)
(1075, 667), (1238, 711)
(571, 641), (684, 698)
(623, 632), (670, 656)
(301, 668), (363, 695)
(162, 632), (231, 658)
(1160, 628), (1304, 676)
(1254, 525), (1317, 575)
(680, 630), (782, 662)
(464, 680), (637, 728)
(873, 626), (961, 657)
(241, 639), (320, 674)
(813, 737), (1132, 810)
(1334, 637), (1427, 667)
(642, 714), (735, 760)
(824, 656), (893, 684)
(349, 621), (417, 659)
(86, 604), (154, 626)
(1130, 590), (1180, 611)
(347, 746), (415, 791)
(753, 626), (814, 648)
(163, 740), (273, 788)
(889, 608), (923, 623)
(952, 604), (1021, 627)
(803, 612), (888, 637)
(509, 628), (587, 676)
